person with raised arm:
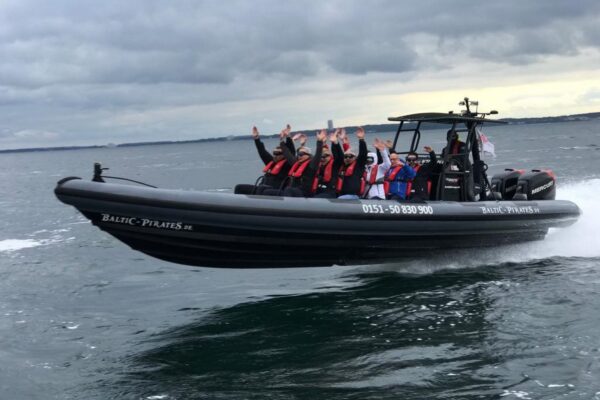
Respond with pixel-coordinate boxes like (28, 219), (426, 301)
(406, 146), (438, 201)
(279, 130), (326, 197)
(336, 127), (368, 199)
(364, 138), (391, 199)
(234, 125), (296, 195)
(314, 129), (344, 198)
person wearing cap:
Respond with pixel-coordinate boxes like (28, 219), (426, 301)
(364, 138), (391, 199)
(279, 129), (326, 197)
(406, 146), (438, 201)
(336, 127), (368, 199)
(384, 152), (416, 200)
(234, 125), (295, 195)
(314, 129), (344, 198)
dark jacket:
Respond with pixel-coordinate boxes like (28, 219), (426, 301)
(316, 142), (344, 193)
(338, 139), (368, 196)
(409, 150), (437, 201)
(281, 140), (323, 197)
(254, 137), (295, 188)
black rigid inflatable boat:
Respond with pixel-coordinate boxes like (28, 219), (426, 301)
(54, 98), (580, 268)
(55, 178), (579, 268)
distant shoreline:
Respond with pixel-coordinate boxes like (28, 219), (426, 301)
(2, 112), (599, 154)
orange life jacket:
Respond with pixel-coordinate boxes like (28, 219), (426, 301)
(263, 159), (287, 175)
(314, 159), (334, 192)
(289, 158), (319, 194)
(288, 159), (311, 178)
(366, 165), (379, 185)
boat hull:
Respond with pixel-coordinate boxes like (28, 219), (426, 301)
(55, 178), (580, 268)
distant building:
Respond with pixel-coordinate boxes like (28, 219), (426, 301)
(327, 119), (334, 132)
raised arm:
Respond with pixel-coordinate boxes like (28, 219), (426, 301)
(376, 143), (391, 173)
(309, 130), (326, 170)
(423, 146), (437, 173)
(356, 127), (367, 165)
(282, 124), (295, 154)
(252, 126), (273, 165)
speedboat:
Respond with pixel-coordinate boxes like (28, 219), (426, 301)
(54, 98), (580, 268)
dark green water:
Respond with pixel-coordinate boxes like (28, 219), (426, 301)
(1, 121), (600, 399)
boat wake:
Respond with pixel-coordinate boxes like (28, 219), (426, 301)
(369, 179), (600, 274)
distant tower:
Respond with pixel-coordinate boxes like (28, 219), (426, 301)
(327, 119), (334, 132)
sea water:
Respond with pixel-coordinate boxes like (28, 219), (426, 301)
(0, 120), (599, 399)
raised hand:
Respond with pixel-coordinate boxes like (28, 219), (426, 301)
(292, 133), (303, 141)
(316, 129), (327, 142)
(424, 146), (433, 153)
(337, 128), (346, 140)
(252, 126), (259, 139)
(373, 137), (385, 151)
(385, 139), (394, 149)
(329, 131), (338, 144)
(279, 129), (286, 140)
(356, 126), (365, 140)
(299, 133), (307, 145)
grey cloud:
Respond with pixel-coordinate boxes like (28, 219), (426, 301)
(1, 0), (599, 148)
(1, 0), (599, 89)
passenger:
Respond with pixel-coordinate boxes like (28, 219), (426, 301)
(406, 146), (437, 201)
(280, 130), (326, 197)
(364, 138), (391, 199)
(336, 127), (368, 199)
(314, 130), (344, 198)
(384, 152), (416, 200)
(234, 126), (294, 195)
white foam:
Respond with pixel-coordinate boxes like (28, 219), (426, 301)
(0, 239), (44, 252)
(368, 179), (600, 274)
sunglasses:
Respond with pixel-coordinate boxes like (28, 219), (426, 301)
(344, 154), (355, 159)
(273, 151), (283, 156)
(298, 152), (309, 157)
(407, 157), (418, 162)
(321, 154), (331, 159)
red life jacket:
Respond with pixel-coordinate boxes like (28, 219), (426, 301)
(367, 165), (379, 185)
(263, 159), (287, 175)
(289, 158), (320, 194)
(451, 140), (462, 155)
(384, 165), (403, 195)
(288, 159), (311, 178)
(336, 161), (365, 194)
(313, 159), (334, 192)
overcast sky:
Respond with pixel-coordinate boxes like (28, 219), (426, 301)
(1, 0), (599, 149)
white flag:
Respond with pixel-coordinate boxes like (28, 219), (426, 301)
(477, 129), (496, 158)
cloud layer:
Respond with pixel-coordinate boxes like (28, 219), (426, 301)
(1, 0), (599, 148)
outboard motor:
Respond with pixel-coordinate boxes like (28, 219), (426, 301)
(513, 169), (556, 201)
(491, 169), (524, 200)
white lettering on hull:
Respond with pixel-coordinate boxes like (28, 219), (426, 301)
(100, 214), (192, 231)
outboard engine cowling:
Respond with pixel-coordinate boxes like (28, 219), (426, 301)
(513, 169), (556, 200)
(491, 169), (524, 200)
